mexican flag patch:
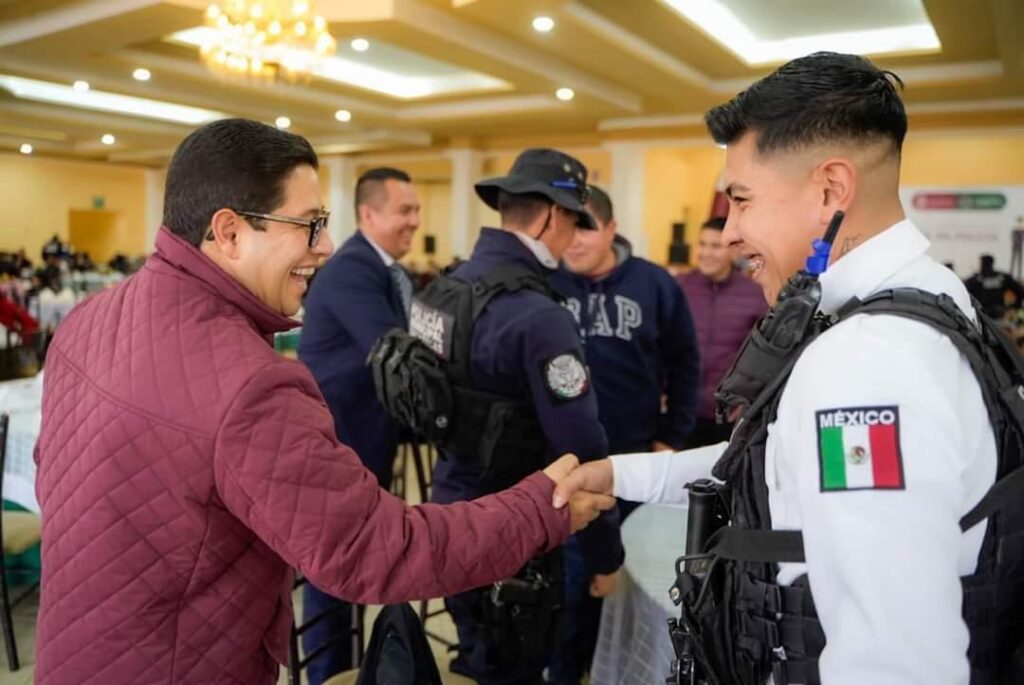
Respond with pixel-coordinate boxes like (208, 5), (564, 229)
(816, 406), (905, 492)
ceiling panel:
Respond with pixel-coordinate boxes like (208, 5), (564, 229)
(0, 0), (1016, 164)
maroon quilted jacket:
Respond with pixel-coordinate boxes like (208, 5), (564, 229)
(34, 228), (569, 685)
(676, 269), (767, 420)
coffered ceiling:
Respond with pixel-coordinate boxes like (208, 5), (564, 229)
(0, 0), (1020, 165)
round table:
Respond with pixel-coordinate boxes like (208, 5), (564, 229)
(590, 502), (688, 685)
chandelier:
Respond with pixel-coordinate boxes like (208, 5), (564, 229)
(202, 1), (337, 81)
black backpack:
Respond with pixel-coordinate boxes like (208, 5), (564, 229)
(356, 604), (443, 685)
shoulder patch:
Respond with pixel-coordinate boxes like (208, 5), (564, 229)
(540, 350), (590, 403)
(816, 405), (905, 492)
(409, 300), (455, 360)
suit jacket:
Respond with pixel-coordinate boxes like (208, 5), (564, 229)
(299, 231), (408, 484)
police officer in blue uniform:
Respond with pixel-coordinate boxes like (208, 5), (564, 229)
(298, 167), (420, 684)
(430, 149), (624, 685)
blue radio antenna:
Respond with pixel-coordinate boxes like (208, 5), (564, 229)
(805, 210), (846, 276)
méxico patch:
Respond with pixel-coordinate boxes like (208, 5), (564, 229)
(540, 350), (590, 403)
(816, 406), (905, 492)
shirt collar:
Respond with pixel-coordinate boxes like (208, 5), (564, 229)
(818, 218), (930, 314)
(512, 231), (559, 269)
(151, 227), (298, 336)
(361, 231), (396, 267)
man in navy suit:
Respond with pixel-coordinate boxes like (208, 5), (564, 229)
(298, 167), (421, 684)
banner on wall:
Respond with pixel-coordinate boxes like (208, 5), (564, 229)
(900, 186), (1024, 277)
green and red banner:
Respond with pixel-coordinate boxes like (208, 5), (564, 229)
(816, 406), (905, 491)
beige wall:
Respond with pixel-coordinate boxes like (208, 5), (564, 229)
(642, 145), (725, 265)
(2, 128), (1022, 268)
(403, 180), (453, 268)
(638, 128), (1024, 265)
(900, 130), (1024, 185)
(0, 152), (149, 260)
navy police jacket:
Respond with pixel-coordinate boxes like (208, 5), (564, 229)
(299, 231), (407, 484)
(431, 227), (623, 575)
(551, 236), (700, 452)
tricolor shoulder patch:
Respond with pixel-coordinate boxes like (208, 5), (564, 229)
(816, 406), (905, 492)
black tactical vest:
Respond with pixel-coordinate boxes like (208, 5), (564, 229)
(369, 262), (555, 493)
(669, 288), (1024, 685)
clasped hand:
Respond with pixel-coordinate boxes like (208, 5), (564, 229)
(543, 455), (620, 597)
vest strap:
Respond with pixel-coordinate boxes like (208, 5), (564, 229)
(960, 464), (1024, 532)
(709, 528), (806, 564)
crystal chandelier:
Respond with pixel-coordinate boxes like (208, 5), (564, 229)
(202, 1), (337, 81)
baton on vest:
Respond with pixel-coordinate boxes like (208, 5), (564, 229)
(667, 478), (727, 685)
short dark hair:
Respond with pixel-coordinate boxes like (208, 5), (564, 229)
(702, 217), (726, 231)
(586, 185), (614, 225)
(705, 52), (907, 157)
(497, 190), (551, 227)
(355, 167), (411, 218)
(981, 254), (995, 271)
(163, 119), (318, 247)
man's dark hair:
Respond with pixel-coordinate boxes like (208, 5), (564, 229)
(163, 118), (319, 247)
(587, 185), (614, 225)
(355, 167), (411, 218)
(705, 52), (907, 157)
(702, 217), (727, 231)
(498, 190), (551, 227)
(981, 254), (995, 273)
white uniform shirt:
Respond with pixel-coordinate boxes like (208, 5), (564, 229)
(364, 232), (397, 267)
(612, 219), (997, 685)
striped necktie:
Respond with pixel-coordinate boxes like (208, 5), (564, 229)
(389, 262), (412, 318)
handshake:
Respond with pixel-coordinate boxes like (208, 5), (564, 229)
(542, 454), (615, 534)
(542, 454), (620, 597)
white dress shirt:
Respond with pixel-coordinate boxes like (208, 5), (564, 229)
(612, 219), (996, 685)
(363, 231), (396, 267)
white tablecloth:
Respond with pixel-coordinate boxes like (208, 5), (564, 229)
(0, 374), (42, 513)
(590, 502), (688, 685)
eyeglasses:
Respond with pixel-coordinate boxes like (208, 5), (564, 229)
(236, 209), (330, 248)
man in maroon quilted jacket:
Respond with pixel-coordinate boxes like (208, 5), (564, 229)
(33, 119), (612, 685)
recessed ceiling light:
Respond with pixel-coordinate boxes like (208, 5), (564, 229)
(556, 87), (575, 102)
(334, 109), (352, 122)
(275, 116), (291, 129)
(132, 68), (151, 82)
(532, 17), (555, 33)
(351, 38), (370, 52)
(19, 143), (32, 155)
(101, 134), (116, 145)
(73, 80), (89, 92)
(0, 74), (226, 125)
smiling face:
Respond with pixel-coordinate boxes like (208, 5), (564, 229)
(695, 227), (734, 281)
(563, 202), (617, 276)
(359, 179), (421, 260)
(720, 132), (827, 304)
(217, 164), (334, 316)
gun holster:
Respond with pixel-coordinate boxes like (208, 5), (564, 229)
(478, 549), (564, 671)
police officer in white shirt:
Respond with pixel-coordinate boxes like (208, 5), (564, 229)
(552, 52), (1024, 685)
